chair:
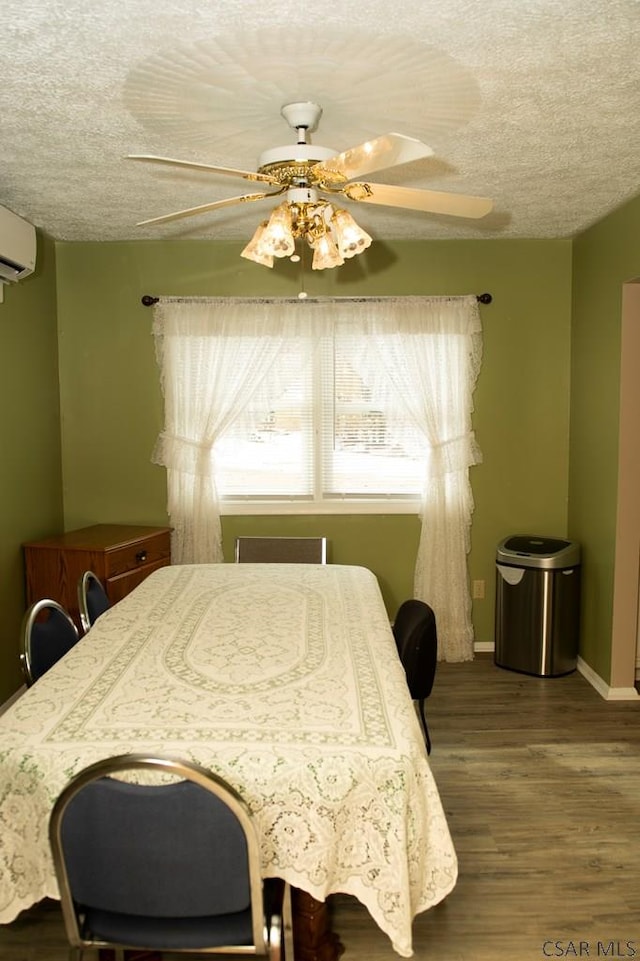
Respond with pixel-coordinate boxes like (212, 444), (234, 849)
(19, 599), (80, 687)
(77, 570), (111, 633)
(392, 599), (438, 754)
(49, 753), (293, 961)
(235, 536), (327, 564)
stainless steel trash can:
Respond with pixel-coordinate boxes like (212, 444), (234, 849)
(494, 535), (581, 677)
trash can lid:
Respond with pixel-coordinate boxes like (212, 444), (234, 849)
(497, 535), (580, 569)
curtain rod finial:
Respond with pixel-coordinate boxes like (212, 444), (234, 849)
(477, 293), (492, 305)
(142, 295), (159, 307)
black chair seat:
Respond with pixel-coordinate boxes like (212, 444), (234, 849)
(83, 906), (254, 949)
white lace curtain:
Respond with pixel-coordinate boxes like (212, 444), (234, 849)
(152, 296), (482, 661)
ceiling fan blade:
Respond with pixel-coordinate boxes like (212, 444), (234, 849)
(127, 154), (281, 186)
(135, 191), (281, 227)
(345, 182), (493, 219)
(314, 133), (433, 182)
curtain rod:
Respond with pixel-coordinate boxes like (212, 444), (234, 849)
(141, 292), (492, 306)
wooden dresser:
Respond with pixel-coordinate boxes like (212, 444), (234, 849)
(23, 524), (172, 629)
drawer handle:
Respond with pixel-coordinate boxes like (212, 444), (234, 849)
(136, 550), (148, 563)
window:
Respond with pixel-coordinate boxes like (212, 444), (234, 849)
(151, 295), (482, 662)
(215, 328), (427, 504)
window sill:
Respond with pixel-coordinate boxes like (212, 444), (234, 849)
(220, 499), (422, 516)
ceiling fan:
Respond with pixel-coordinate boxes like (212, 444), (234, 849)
(128, 102), (493, 269)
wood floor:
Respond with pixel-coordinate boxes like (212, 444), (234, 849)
(2, 655), (639, 961)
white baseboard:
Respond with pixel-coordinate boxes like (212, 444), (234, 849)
(577, 656), (640, 701)
(473, 646), (639, 701)
(474, 641), (494, 653)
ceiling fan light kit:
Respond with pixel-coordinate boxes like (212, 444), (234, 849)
(241, 194), (373, 271)
(130, 100), (492, 272)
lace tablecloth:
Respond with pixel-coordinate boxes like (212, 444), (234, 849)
(0, 563), (457, 956)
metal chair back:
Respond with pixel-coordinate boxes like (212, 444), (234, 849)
(392, 599), (438, 753)
(20, 599), (79, 686)
(235, 536), (327, 564)
(77, 570), (111, 633)
(49, 753), (292, 959)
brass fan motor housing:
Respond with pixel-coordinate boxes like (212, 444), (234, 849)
(257, 159), (347, 190)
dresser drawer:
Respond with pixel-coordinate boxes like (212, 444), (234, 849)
(104, 531), (171, 578)
(106, 557), (171, 604)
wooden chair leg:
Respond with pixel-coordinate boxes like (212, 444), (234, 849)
(417, 699), (431, 754)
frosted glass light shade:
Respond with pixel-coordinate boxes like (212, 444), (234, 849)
(261, 203), (295, 257)
(311, 232), (345, 270)
(240, 222), (274, 267)
(330, 208), (373, 258)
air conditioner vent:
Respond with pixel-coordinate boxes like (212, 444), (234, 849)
(0, 206), (37, 283)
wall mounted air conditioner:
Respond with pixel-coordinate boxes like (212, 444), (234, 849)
(0, 205), (37, 283)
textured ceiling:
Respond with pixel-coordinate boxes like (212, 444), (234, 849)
(2, 0), (640, 244)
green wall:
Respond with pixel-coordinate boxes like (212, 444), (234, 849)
(0, 233), (63, 701)
(54, 237), (572, 643)
(2, 206), (637, 703)
(569, 193), (640, 681)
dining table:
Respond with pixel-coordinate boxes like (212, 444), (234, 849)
(0, 562), (457, 958)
